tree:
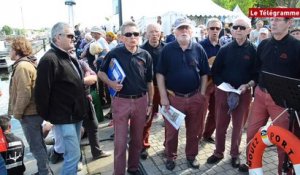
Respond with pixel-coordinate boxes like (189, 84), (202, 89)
(213, 0), (255, 14)
(1, 25), (13, 35)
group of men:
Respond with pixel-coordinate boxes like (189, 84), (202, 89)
(4, 13), (300, 175)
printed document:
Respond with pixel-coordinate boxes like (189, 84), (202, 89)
(159, 105), (186, 130)
(217, 82), (241, 95)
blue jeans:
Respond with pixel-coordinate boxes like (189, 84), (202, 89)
(0, 154), (7, 175)
(53, 121), (82, 175)
(21, 115), (51, 175)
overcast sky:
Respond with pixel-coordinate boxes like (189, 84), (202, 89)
(0, 0), (118, 29)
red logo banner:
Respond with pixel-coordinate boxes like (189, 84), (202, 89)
(249, 8), (300, 18)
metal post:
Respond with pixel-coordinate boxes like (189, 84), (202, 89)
(42, 39), (46, 51)
(118, 0), (123, 27)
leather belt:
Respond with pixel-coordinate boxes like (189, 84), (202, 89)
(258, 85), (268, 93)
(115, 92), (146, 99)
(174, 89), (199, 98)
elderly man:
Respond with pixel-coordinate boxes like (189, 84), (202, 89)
(35, 22), (87, 175)
(199, 18), (222, 144)
(207, 18), (257, 169)
(239, 16), (300, 175)
(140, 23), (165, 160)
(98, 21), (153, 175)
(156, 18), (209, 170)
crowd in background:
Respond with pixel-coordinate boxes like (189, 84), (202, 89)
(0, 12), (300, 175)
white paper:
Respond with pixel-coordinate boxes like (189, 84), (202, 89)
(159, 105), (186, 130)
(217, 82), (241, 95)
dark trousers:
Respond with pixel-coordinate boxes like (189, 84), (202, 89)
(82, 100), (102, 158)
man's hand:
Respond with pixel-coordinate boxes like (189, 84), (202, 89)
(109, 81), (123, 92)
(146, 105), (153, 123)
(160, 96), (170, 110)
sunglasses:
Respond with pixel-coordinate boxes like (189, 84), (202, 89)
(124, 32), (140, 37)
(60, 33), (75, 39)
(232, 25), (247, 30)
(209, 27), (221, 31)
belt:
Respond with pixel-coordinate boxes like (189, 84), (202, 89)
(115, 92), (146, 99)
(174, 89), (199, 98)
(258, 85), (268, 93)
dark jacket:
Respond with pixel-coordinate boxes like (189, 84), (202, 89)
(35, 43), (87, 124)
(1, 133), (25, 175)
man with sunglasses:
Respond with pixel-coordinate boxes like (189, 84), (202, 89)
(98, 21), (153, 175)
(156, 17), (209, 170)
(35, 22), (87, 175)
(199, 18), (222, 145)
(239, 16), (300, 175)
(207, 17), (257, 169)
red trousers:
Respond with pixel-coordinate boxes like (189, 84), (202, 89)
(142, 86), (160, 149)
(112, 95), (147, 175)
(164, 92), (206, 161)
(247, 87), (290, 175)
(202, 83), (216, 138)
(214, 88), (251, 158)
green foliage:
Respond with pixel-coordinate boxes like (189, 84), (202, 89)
(15, 28), (26, 36)
(1, 25), (13, 35)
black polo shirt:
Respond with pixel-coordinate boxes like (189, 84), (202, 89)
(256, 34), (300, 88)
(141, 41), (165, 85)
(101, 46), (153, 95)
(211, 39), (257, 89)
(156, 41), (210, 94)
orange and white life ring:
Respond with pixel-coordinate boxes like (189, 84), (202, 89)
(248, 125), (300, 175)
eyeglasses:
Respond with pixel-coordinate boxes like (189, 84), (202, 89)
(232, 25), (247, 30)
(209, 27), (221, 31)
(59, 33), (75, 39)
(124, 32), (140, 37)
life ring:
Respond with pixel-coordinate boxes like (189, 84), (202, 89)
(248, 125), (300, 175)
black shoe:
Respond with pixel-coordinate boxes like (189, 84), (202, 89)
(127, 169), (142, 175)
(231, 157), (240, 168)
(187, 159), (200, 169)
(203, 137), (215, 144)
(49, 147), (63, 164)
(104, 112), (112, 119)
(165, 160), (175, 170)
(238, 164), (249, 172)
(93, 150), (112, 160)
(140, 149), (149, 160)
(207, 155), (223, 164)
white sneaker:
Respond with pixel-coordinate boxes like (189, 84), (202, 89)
(77, 162), (83, 171)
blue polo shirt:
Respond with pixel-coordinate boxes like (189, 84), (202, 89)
(156, 41), (210, 94)
(199, 38), (220, 58)
(101, 46), (153, 95)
